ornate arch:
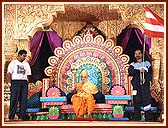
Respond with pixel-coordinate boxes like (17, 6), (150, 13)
(45, 34), (130, 94)
(15, 4), (65, 39)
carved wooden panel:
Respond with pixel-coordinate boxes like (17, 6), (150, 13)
(15, 4), (65, 39)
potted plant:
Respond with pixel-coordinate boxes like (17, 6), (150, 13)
(113, 105), (124, 118)
(48, 106), (59, 119)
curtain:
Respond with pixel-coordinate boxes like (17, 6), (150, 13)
(29, 31), (62, 66)
(46, 31), (62, 52)
(119, 28), (133, 51)
(29, 32), (44, 66)
(117, 26), (151, 62)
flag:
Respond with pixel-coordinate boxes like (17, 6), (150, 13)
(145, 6), (164, 38)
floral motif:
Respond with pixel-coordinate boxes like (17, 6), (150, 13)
(46, 87), (61, 97)
(111, 85), (125, 95)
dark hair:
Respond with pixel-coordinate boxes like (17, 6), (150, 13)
(134, 49), (143, 54)
(18, 49), (27, 56)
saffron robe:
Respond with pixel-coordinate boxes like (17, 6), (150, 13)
(71, 82), (98, 117)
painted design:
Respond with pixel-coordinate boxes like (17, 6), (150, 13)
(45, 34), (130, 94)
(46, 87), (61, 97)
(111, 85), (126, 95)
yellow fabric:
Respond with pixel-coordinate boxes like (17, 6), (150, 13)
(82, 82), (98, 95)
(71, 82), (98, 118)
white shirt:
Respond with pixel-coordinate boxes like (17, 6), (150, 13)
(7, 59), (31, 80)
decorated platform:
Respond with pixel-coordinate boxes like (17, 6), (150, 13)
(15, 33), (160, 121)
(35, 33), (134, 120)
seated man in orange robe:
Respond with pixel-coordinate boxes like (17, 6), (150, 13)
(71, 71), (98, 118)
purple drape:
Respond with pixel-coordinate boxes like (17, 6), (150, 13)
(120, 28), (132, 51)
(118, 26), (151, 61)
(134, 29), (151, 61)
(29, 32), (44, 66)
(46, 31), (62, 52)
(29, 31), (62, 66)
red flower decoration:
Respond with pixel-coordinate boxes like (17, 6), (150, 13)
(86, 51), (93, 56)
(111, 86), (125, 95)
(80, 51), (86, 57)
(106, 59), (111, 65)
(74, 54), (80, 60)
(93, 51), (99, 58)
(47, 87), (61, 97)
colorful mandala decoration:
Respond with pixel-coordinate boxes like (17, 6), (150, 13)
(46, 87), (61, 97)
(66, 57), (110, 93)
(111, 85), (126, 96)
(45, 34), (130, 94)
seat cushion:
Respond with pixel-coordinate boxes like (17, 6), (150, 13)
(60, 104), (112, 114)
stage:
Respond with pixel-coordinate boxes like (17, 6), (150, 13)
(3, 120), (165, 126)
(2, 3), (165, 127)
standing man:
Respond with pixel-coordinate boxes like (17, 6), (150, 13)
(128, 49), (152, 121)
(7, 50), (31, 120)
